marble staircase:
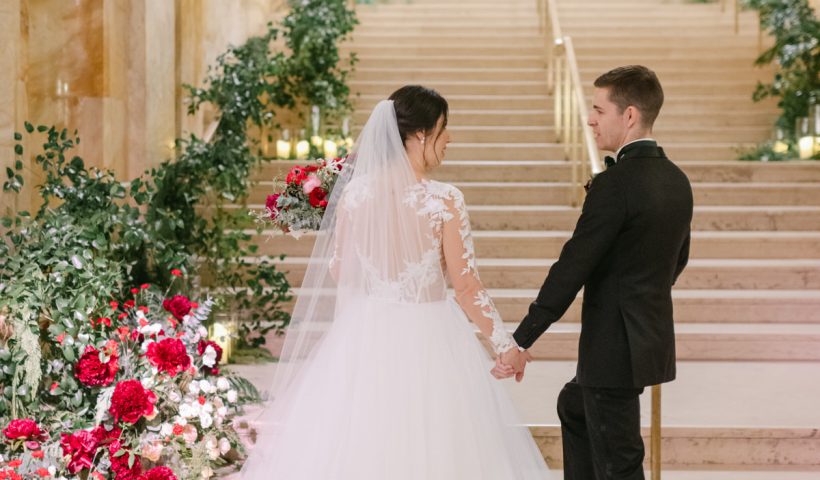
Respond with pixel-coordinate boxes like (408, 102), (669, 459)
(235, 0), (820, 475)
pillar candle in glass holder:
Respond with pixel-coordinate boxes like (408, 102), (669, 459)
(296, 140), (310, 159)
(324, 140), (338, 159)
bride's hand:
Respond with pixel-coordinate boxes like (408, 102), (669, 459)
(491, 357), (515, 379)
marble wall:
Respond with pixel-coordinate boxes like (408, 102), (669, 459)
(0, 0), (288, 215)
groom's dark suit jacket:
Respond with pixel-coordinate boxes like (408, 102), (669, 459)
(513, 141), (693, 388)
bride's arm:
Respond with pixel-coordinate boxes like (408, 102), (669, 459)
(441, 190), (518, 356)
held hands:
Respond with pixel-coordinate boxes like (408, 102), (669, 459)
(490, 347), (532, 382)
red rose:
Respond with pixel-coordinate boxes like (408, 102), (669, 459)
(109, 440), (142, 480)
(146, 338), (191, 377)
(109, 380), (157, 424)
(162, 295), (191, 320)
(74, 346), (119, 387)
(197, 340), (223, 375)
(2, 419), (48, 442)
(142, 466), (177, 480)
(31, 450), (44, 459)
(35, 468), (49, 478)
(60, 430), (99, 474)
(123, 300), (135, 310)
(140, 284), (149, 290)
(265, 194), (281, 220)
(286, 166), (307, 185)
(170, 269), (183, 277)
(308, 187), (328, 208)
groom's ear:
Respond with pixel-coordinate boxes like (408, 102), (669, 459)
(624, 105), (642, 129)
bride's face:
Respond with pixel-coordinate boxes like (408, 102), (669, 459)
(423, 115), (450, 170)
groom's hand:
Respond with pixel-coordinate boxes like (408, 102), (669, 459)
(492, 347), (532, 382)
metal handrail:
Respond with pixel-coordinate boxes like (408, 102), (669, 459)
(538, 1), (602, 207)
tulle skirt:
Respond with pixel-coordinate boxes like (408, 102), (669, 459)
(241, 297), (554, 479)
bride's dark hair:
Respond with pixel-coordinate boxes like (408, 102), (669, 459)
(388, 85), (449, 151)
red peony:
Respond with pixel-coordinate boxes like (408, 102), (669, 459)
(74, 345), (119, 387)
(142, 466), (177, 480)
(197, 340), (223, 375)
(109, 440), (142, 480)
(60, 430), (99, 474)
(109, 380), (157, 424)
(162, 295), (192, 320)
(2, 419), (47, 442)
(146, 338), (191, 377)
(308, 187), (329, 208)
(266, 194), (281, 220)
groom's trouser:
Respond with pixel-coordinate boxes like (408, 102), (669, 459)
(557, 378), (645, 480)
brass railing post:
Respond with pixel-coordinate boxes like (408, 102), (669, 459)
(651, 385), (662, 480)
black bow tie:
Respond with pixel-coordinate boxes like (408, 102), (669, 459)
(604, 156), (616, 168)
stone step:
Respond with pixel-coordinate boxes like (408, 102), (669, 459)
(349, 79), (550, 96)
(509, 361), (820, 469)
(342, 45), (544, 56)
(239, 202), (820, 232)
(348, 34), (545, 48)
(248, 230), (820, 260)
(247, 181), (820, 207)
(252, 160), (820, 184)
(482, 322), (820, 362)
(270, 257), (820, 291)
(351, 67), (548, 82)
(354, 55), (545, 69)
(349, 79), (759, 97)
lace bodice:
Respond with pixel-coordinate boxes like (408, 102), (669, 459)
(332, 178), (517, 355)
(404, 180), (517, 355)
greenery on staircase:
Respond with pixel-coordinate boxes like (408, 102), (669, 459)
(745, 0), (820, 156)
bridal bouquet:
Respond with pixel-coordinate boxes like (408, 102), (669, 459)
(0, 271), (250, 480)
(259, 157), (347, 238)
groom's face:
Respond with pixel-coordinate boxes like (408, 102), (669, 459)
(589, 87), (627, 153)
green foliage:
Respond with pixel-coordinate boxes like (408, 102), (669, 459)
(283, 0), (359, 119)
(736, 142), (797, 161)
(745, 0), (820, 137)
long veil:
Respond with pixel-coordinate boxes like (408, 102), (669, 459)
(240, 100), (443, 476)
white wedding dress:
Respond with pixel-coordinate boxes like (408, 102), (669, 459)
(241, 101), (554, 479)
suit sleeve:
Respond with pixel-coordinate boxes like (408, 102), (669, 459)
(513, 171), (627, 349)
(672, 228), (690, 285)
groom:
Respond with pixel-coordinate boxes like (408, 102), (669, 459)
(495, 65), (693, 479)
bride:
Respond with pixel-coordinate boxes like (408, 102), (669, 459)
(241, 86), (554, 479)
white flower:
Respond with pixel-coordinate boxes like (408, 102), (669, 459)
(200, 412), (213, 429)
(168, 390), (181, 403)
(217, 406), (228, 417)
(182, 424), (198, 445)
(201, 402), (214, 414)
(71, 255), (83, 269)
(135, 310), (147, 322)
(218, 437), (231, 455)
(179, 403), (196, 419)
(216, 377), (230, 391)
(160, 423), (174, 436)
(175, 416), (188, 426)
(199, 379), (215, 394)
(227, 390), (238, 403)
(141, 377), (155, 389)
(48, 467), (57, 476)
(139, 323), (162, 336)
(188, 382), (201, 395)
(197, 326), (208, 338)
(202, 346), (218, 368)
(201, 467), (214, 479)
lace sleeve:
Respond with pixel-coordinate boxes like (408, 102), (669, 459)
(441, 189), (517, 355)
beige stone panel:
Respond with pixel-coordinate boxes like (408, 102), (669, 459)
(175, 0), (204, 139)
(126, 0), (176, 178)
(0, 0), (32, 215)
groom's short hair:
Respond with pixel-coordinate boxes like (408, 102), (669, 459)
(594, 65), (664, 128)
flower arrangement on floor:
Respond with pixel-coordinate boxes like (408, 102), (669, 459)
(0, 270), (252, 480)
(256, 156), (348, 238)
